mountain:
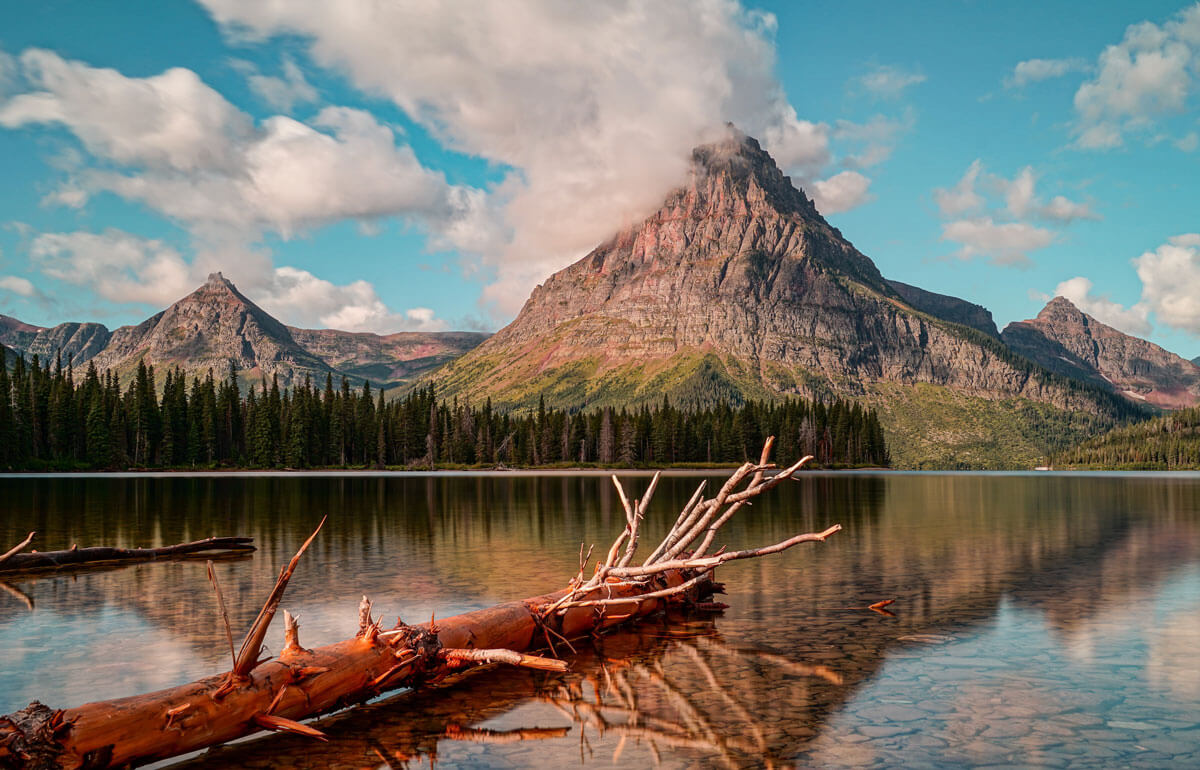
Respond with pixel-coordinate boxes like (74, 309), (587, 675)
(885, 280), (999, 338)
(1002, 297), (1200, 409)
(1, 273), (488, 390)
(431, 127), (1140, 468)
(287, 327), (489, 391)
(0, 315), (112, 367)
(87, 273), (335, 386)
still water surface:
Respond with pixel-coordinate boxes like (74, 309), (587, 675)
(1, 472), (1198, 768)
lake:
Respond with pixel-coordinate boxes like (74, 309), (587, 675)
(1, 471), (1199, 768)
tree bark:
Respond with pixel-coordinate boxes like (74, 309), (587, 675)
(0, 535), (255, 574)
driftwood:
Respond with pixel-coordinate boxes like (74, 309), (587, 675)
(0, 439), (839, 769)
(0, 534), (256, 574)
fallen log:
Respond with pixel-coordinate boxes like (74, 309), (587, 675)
(0, 439), (839, 769)
(0, 535), (256, 574)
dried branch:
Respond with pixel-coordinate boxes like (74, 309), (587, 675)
(0, 532), (36, 567)
(232, 517), (326, 678)
(547, 440), (833, 616)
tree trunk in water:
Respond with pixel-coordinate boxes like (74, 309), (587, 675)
(0, 440), (838, 769)
(0, 535), (255, 574)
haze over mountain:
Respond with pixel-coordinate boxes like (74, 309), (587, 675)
(0, 273), (487, 390)
(431, 128), (1141, 468)
(1002, 297), (1200, 409)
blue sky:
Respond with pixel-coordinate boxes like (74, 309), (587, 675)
(0, 2), (1198, 358)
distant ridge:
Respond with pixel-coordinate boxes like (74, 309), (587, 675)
(0, 273), (487, 389)
(1002, 296), (1200, 409)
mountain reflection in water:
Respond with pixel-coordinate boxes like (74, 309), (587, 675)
(0, 472), (1198, 767)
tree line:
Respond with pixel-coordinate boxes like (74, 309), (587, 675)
(0, 347), (889, 470)
(1055, 406), (1200, 469)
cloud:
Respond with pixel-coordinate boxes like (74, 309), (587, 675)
(195, 0), (880, 316)
(0, 50), (16, 98)
(1049, 276), (1151, 335)
(28, 228), (439, 333)
(236, 56), (318, 113)
(941, 218), (1054, 267)
(1134, 233), (1200, 334)
(30, 229), (195, 306)
(0, 48), (251, 171)
(934, 160), (1097, 266)
(933, 159), (984, 217)
(855, 64), (926, 99)
(809, 171), (872, 215)
(1072, 5), (1200, 149)
(833, 111), (914, 169)
(259, 266), (448, 332)
(1004, 57), (1089, 89)
(0, 275), (37, 297)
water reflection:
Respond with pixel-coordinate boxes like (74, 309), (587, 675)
(0, 473), (1198, 767)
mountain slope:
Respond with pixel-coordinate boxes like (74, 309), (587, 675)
(1002, 297), (1200, 409)
(432, 128), (1140, 468)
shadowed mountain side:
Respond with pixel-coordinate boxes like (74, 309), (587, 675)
(885, 279), (1000, 338)
(430, 128), (1142, 468)
(1002, 296), (1200, 409)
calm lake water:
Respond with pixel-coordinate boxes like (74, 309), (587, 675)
(1, 471), (1199, 768)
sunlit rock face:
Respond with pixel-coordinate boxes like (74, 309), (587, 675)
(1003, 296), (1200, 409)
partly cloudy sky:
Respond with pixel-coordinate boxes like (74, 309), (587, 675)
(0, 1), (1198, 357)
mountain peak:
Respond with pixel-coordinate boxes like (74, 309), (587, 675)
(686, 125), (818, 219)
(205, 271), (234, 290)
(1003, 296), (1200, 409)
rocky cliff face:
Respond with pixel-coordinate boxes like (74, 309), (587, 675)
(1002, 297), (1200, 409)
(287, 327), (488, 389)
(88, 272), (336, 386)
(432, 128), (1138, 467)
(0, 315), (112, 366)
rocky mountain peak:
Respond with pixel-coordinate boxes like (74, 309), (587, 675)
(1002, 297), (1200, 409)
(685, 125), (820, 220)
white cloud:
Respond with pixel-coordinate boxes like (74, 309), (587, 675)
(933, 159), (984, 217)
(809, 171), (872, 215)
(935, 160), (1097, 266)
(941, 218), (1054, 267)
(1050, 276), (1151, 335)
(28, 229), (437, 333)
(1003, 166), (1037, 218)
(237, 56), (318, 113)
(1004, 57), (1089, 89)
(0, 49), (251, 171)
(856, 64), (926, 99)
(195, 0), (872, 316)
(259, 266), (447, 332)
(1072, 6), (1200, 149)
(833, 111), (914, 169)
(1134, 233), (1200, 334)
(30, 229), (194, 306)
(0, 275), (36, 297)
(1041, 195), (1101, 223)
